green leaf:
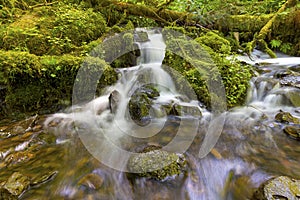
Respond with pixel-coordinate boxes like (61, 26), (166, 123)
(270, 39), (281, 48)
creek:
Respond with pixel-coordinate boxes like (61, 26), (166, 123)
(0, 29), (299, 200)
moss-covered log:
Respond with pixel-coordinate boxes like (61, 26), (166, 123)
(246, 0), (298, 57)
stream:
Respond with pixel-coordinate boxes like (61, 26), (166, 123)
(0, 29), (299, 200)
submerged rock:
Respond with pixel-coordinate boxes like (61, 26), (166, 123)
(127, 149), (186, 181)
(78, 173), (104, 190)
(275, 111), (299, 124)
(284, 126), (300, 140)
(252, 176), (300, 200)
(0, 172), (30, 198)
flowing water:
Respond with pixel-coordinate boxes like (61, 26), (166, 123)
(0, 30), (299, 200)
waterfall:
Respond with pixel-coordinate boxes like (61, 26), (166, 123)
(45, 29), (203, 171)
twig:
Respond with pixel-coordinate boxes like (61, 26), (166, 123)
(29, 1), (58, 9)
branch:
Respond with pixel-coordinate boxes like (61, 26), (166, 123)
(29, 1), (58, 9)
(245, 0), (293, 57)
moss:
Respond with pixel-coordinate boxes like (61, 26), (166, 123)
(0, 50), (117, 116)
(128, 84), (160, 125)
(195, 31), (231, 54)
(0, 3), (106, 56)
(127, 150), (186, 180)
(162, 31), (253, 109)
(271, 8), (300, 56)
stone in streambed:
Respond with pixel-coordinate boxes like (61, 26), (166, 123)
(109, 90), (121, 114)
(284, 125), (300, 140)
(252, 176), (300, 200)
(78, 173), (104, 190)
(275, 111), (299, 124)
(127, 149), (186, 181)
(0, 172), (30, 199)
(128, 84), (160, 125)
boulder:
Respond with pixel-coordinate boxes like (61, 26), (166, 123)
(275, 111), (299, 124)
(127, 149), (186, 180)
(128, 84), (159, 125)
(109, 90), (121, 114)
(252, 176), (300, 200)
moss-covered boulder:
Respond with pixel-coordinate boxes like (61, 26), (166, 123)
(128, 84), (160, 125)
(162, 29), (253, 109)
(127, 149), (186, 180)
(252, 176), (300, 200)
(0, 50), (117, 117)
(0, 3), (106, 55)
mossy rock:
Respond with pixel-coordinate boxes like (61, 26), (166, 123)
(127, 149), (186, 181)
(195, 31), (231, 54)
(162, 30), (253, 109)
(91, 31), (139, 68)
(275, 111), (299, 124)
(283, 125), (300, 140)
(128, 84), (160, 125)
(252, 176), (300, 200)
(0, 3), (106, 55)
(0, 50), (117, 116)
(0, 172), (30, 198)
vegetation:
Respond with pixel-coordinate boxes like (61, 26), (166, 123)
(0, 0), (299, 118)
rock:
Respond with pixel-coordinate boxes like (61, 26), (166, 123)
(284, 125), (300, 140)
(109, 90), (121, 114)
(275, 111), (299, 124)
(78, 173), (104, 190)
(252, 176), (300, 200)
(31, 171), (58, 187)
(134, 31), (149, 42)
(280, 75), (300, 89)
(127, 149), (186, 180)
(128, 84), (159, 125)
(283, 89), (300, 107)
(289, 65), (300, 73)
(0, 172), (30, 198)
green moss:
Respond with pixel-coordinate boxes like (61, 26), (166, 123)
(0, 4), (106, 56)
(162, 31), (253, 109)
(128, 84), (160, 125)
(127, 150), (186, 180)
(0, 50), (117, 116)
(195, 31), (231, 54)
(271, 8), (300, 56)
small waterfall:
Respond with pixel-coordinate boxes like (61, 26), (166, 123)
(234, 51), (300, 118)
(45, 28), (203, 170)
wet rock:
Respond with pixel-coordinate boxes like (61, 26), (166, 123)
(275, 111), (299, 124)
(127, 149), (186, 180)
(78, 173), (104, 190)
(283, 88), (300, 107)
(128, 84), (159, 125)
(0, 172), (30, 198)
(31, 171), (58, 187)
(252, 176), (300, 200)
(280, 75), (300, 89)
(109, 90), (121, 114)
(284, 126), (300, 140)
(289, 65), (300, 73)
(134, 31), (149, 42)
